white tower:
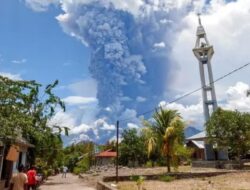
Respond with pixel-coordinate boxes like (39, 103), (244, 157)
(193, 15), (217, 160)
(193, 15), (218, 121)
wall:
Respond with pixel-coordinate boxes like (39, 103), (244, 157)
(96, 181), (117, 190)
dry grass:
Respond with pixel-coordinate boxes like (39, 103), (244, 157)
(118, 172), (250, 190)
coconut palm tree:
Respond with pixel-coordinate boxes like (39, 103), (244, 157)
(143, 107), (185, 172)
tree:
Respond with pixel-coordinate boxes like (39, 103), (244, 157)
(62, 141), (94, 173)
(119, 128), (147, 167)
(143, 107), (188, 172)
(206, 108), (250, 160)
(0, 76), (67, 168)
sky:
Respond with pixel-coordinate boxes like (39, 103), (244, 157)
(1, 0), (250, 145)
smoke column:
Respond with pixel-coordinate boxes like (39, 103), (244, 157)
(56, 1), (193, 120)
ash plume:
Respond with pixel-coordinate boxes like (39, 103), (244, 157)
(56, 0), (192, 119)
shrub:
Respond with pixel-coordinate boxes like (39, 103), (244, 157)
(158, 175), (175, 182)
(145, 161), (153, 167)
(47, 169), (53, 176)
(73, 167), (82, 175)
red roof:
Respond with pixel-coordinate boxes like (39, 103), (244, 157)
(95, 149), (117, 158)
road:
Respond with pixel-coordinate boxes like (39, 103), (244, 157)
(39, 173), (96, 190)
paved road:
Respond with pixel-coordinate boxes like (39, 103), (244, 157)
(39, 173), (96, 190)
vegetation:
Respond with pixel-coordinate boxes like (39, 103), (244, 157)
(119, 129), (147, 167)
(117, 107), (191, 172)
(62, 141), (94, 174)
(0, 76), (67, 173)
(206, 107), (250, 160)
(158, 175), (176, 182)
(143, 107), (191, 172)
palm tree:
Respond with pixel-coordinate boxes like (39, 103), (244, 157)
(143, 107), (185, 172)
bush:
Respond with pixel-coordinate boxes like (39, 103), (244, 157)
(43, 170), (48, 179)
(47, 169), (53, 176)
(130, 175), (139, 181)
(145, 161), (153, 167)
(158, 175), (175, 182)
(73, 167), (82, 175)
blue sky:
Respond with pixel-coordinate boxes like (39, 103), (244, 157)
(0, 0), (90, 97)
(1, 0), (250, 145)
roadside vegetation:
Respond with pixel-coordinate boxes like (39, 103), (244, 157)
(0, 76), (67, 178)
(119, 108), (192, 172)
(206, 107), (250, 161)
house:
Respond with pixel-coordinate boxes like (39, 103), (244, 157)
(95, 149), (117, 166)
(186, 131), (228, 161)
(186, 140), (205, 160)
(0, 137), (34, 189)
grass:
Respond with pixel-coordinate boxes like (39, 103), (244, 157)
(158, 175), (176, 182)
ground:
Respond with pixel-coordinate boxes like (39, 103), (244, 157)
(38, 165), (250, 190)
(78, 165), (234, 187)
(117, 172), (250, 190)
(39, 173), (95, 190)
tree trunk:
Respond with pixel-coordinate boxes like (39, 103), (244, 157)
(166, 155), (171, 173)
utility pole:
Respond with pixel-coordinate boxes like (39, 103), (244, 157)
(116, 120), (119, 183)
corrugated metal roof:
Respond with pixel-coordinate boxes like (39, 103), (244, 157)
(95, 149), (117, 158)
(191, 140), (205, 149)
(186, 131), (206, 140)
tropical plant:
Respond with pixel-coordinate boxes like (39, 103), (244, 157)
(143, 107), (189, 172)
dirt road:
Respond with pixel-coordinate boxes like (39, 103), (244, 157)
(39, 173), (96, 190)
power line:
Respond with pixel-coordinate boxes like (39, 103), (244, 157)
(119, 62), (250, 123)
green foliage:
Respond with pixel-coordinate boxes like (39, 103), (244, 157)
(145, 161), (153, 167)
(0, 75), (67, 169)
(136, 176), (145, 184)
(130, 175), (143, 181)
(63, 142), (94, 174)
(206, 107), (250, 160)
(158, 175), (175, 182)
(73, 167), (82, 175)
(119, 129), (147, 167)
(143, 107), (190, 172)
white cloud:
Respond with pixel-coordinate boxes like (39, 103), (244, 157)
(171, 0), (250, 98)
(48, 110), (76, 128)
(159, 100), (203, 127)
(70, 133), (91, 144)
(94, 118), (115, 131)
(160, 18), (173, 24)
(0, 72), (22, 80)
(67, 79), (97, 97)
(63, 96), (97, 105)
(160, 82), (250, 128)
(153, 42), (166, 48)
(12, 59), (27, 64)
(25, 0), (59, 12)
(70, 123), (92, 134)
(127, 123), (139, 129)
(26, 0), (203, 17)
(109, 135), (122, 143)
(120, 108), (138, 122)
(105, 0), (144, 16)
(223, 82), (250, 112)
(136, 96), (147, 102)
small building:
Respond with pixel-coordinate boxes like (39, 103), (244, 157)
(0, 138), (34, 189)
(95, 149), (117, 166)
(186, 131), (228, 161)
(186, 140), (205, 160)
(186, 131), (207, 160)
